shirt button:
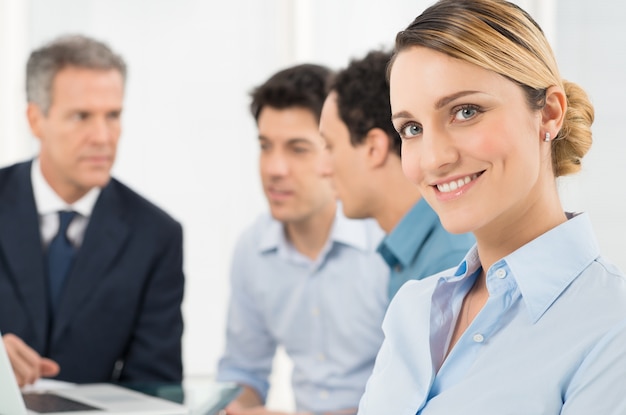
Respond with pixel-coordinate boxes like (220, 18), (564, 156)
(495, 269), (507, 279)
(311, 307), (320, 316)
(319, 390), (329, 399)
(317, 353), (326, 361)
(473, 333), (485, 343)
(394, 264), (403, 273)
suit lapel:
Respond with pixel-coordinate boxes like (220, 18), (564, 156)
(0, 161), (49, 347)
(52, 182), (130, 343)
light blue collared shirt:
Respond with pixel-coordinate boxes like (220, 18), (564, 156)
(377, 198), (474, 299)
(217, 209), (390, 413)
(359, 213), (626, 415)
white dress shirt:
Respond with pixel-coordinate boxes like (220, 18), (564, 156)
(31, 158), (100, 248)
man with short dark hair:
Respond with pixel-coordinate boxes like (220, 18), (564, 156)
(0, 34), (184, 386)
(217, 64), (389, 415)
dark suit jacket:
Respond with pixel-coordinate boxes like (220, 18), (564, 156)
(0, 161), (184, 383)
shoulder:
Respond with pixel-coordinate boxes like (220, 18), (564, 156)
(0, 161), (31, 188)
(379, 274), (441, 359)
(387, 268), (450, 316)
(333, 212), (386, 254)
(358, 217), (387, 250)
(103, 178), (182, 232)
(394, 270), (443, 299)
(594, 256), (625, 280)
(236, 212), (275, 243)
(576, 256), (626, 307)
(231, 212), (277, 255)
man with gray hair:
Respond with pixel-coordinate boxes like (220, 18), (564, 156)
(0, 35), (184, 386)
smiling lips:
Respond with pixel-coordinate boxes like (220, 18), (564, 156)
(436, 173), (481, 193)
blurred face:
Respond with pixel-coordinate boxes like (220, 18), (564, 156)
(319, 92), (371, 218)
(390, 46), (549, 236)
(28, 66), (123, 204)
(258, 106), (335, 225)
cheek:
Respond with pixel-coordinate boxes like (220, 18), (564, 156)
(465, 126), (514, 161)
(49, 135), (76, 159)
(258, 154), (274, 178)
(258, 154), (266, 172)
(333, 152), (350, 178)
(400, 142), (422, 183)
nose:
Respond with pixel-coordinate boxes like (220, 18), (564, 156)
(419, 128), (459, 172)
(317, 147), (334, 178)
(260, 149), (289, 178)
(89, 116), (114, 145)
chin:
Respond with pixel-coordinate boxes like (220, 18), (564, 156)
(438, 213), (477, 235)
(340, 203), (360, 219)
(268, 206), (294, 223)
(82, 174), (112, 190)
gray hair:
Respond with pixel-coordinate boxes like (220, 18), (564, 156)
(26, 34), (127, 114)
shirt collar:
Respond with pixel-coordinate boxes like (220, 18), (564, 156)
(439, 213), (600, 323)
(257, 203), (373, 254)
(504, 212), (600, 322)
(377, 198), (440, 268)
(31, 158), (101, 218)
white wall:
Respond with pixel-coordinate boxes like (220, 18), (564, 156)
(554, 0), (626, 273)
(0, 0), (32, 165)
(1, 0), (624, 409)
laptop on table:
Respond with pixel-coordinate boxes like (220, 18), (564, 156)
(0, 336), (189, 415)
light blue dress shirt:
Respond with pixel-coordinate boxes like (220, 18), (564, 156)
(359, 213), (626, 415)
(217, 210), (390, 413)
(377, 198), (474, 299)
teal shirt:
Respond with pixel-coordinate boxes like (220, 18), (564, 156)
(377, 198), (474, 299)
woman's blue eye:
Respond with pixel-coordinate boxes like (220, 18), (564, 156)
(401, 123), (422, 138)
(454, 106), (478, 121)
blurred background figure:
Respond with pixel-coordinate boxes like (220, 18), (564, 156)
(319, 49), (474, 299)
(217, 63), (389, 415)
(0, 34), (184, 387)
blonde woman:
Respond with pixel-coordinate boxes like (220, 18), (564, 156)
(358, 0), (626, 414)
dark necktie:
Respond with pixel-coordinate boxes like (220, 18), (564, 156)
(47, 211), (78, 314)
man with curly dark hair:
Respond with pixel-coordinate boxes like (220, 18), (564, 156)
(320, 50), (473, 299)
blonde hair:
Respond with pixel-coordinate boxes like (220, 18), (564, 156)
(391, 0), (593, 176)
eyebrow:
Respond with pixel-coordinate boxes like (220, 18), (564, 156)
(435, 90), (481, 110)
(392, 90), (482, 121)
(286, 138), (313, 146)
(258, 136), (314, 146)
(391, 111), (413, 121)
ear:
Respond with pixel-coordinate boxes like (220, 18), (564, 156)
(541, 86), (566, 138)
(26, 103), (45, 140)
(364, 128), (392, 168)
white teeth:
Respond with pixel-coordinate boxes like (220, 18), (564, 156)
(436, 174), (478, 193)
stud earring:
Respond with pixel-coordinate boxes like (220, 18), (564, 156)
(543, 132), (551, 142)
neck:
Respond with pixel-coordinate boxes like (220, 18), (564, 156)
(474, 185), (566, 273)
(39, 158), (88, 204)
(372, 168), (421, 233)
(285, 200), (337, 260)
